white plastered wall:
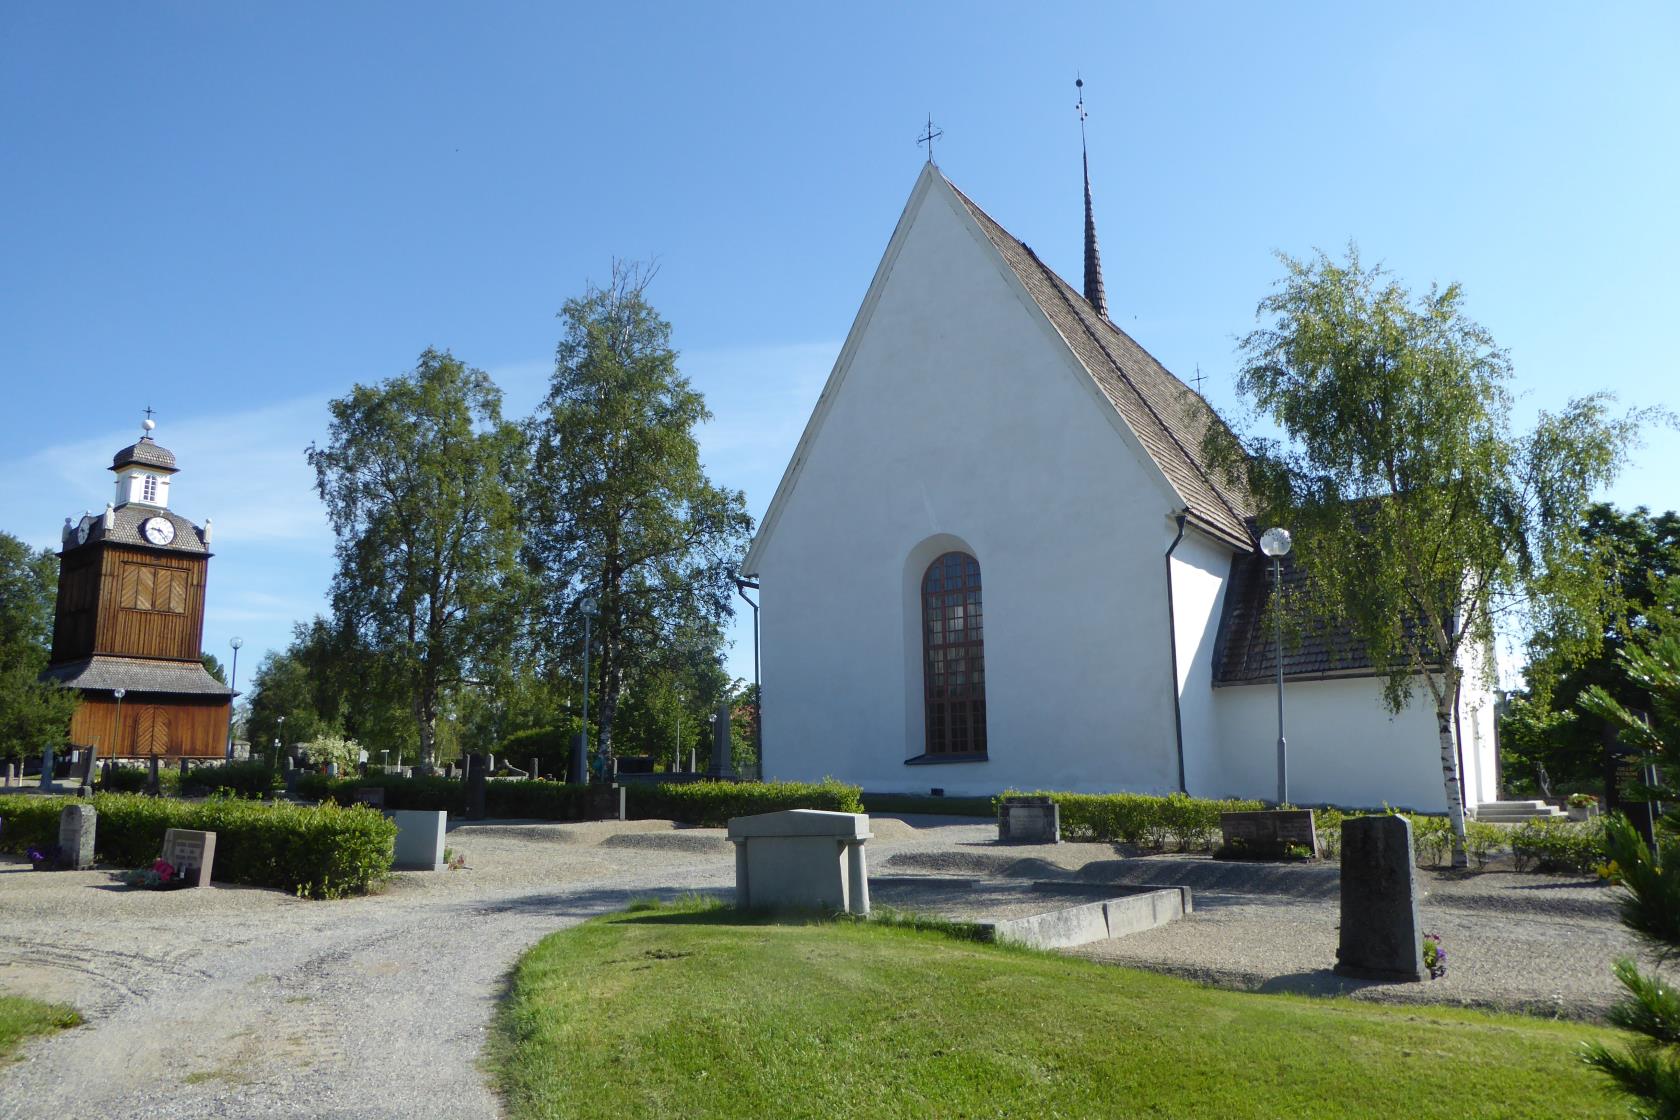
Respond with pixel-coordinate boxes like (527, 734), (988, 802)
(1168, 526), (1234, 797)
(753, 171), (1185, 797)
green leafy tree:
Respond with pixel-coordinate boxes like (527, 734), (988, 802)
(524, 264), (753, 763)
(1579, 577), (1679, 1115)
(201, 651), (228, 685)
(244, 649), (332, 756)
(1513, 505), (1680, 790)
(0, 531), (80, 761)
(1208, 247), (1646, 866)
(308, 348), (526, 768)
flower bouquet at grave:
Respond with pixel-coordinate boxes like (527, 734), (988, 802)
(26, 844), (60, 871)
(1422, 932), (1447, 979)
(118, 858), (193, 891)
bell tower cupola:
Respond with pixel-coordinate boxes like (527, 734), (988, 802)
(110, 416), (179, 510)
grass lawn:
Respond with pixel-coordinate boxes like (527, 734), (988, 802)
(0, 995), (80, 1063)
(493, 899), (1627, 1119)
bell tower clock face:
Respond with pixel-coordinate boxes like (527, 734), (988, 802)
(75, 515), (93, 545)
(141, 516), (176, 546)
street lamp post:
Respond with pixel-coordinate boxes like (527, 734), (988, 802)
(112, 688), (126, 758)
(578, 597), (599, 783)
(227, 637), (243, 759)
(1259, 527), (1293, 806)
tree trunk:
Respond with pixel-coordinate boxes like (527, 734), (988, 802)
(1436, 701), (1469, 868)
(415, 684), (438, 770)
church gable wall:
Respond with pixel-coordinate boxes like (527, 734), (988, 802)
(1168, 527), (1234, 796)
(758, 178), (1184, 796)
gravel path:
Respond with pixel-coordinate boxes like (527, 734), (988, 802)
(0, 813), (1651, 1118)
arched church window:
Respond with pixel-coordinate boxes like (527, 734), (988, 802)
(141, 474), (159, 503)
(922, 551), (986, 756)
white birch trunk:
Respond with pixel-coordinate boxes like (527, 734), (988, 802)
(1435, 700), (1469, 868)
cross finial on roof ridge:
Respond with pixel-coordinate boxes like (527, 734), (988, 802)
(918, 114), (943, 164)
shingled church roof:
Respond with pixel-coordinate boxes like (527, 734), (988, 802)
(945, 177), (1256, 549)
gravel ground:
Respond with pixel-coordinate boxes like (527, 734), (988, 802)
(0, 813), (1652, 1119)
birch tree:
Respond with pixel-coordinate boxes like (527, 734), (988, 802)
(524, 263), (752, 765)
(1208, 247), (1645, 866)
(308, 349), (524, 769)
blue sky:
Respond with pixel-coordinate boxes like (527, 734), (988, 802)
(4, 2), (1676, 691)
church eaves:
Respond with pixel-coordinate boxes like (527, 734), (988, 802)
(944, 175), (1256, 549)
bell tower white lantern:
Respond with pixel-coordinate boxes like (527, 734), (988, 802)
(110, 417), (178, 510)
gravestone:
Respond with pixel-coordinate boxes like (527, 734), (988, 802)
(569, 732), (587, 785)
(390, 810), (448, 871)
(162, 828), (217, 888)
(1219, 809), (1320, 859)
(353, 787), (386, 809)
(707, 702), (737, 779)
(997, 796), (1060, 843)
(1334, 815), (1426, 982)
(728, 809), (871, 915)
(178, 758), (189, 777)
(4, 761), (15, 788)
(530, 757), (540, 782)
(40, 747), (57, 791)
(58, 804), (97, 870)
(148, 756), (161, 794)
(465, 753), (487, 820)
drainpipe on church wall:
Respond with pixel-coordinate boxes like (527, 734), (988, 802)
(1163, 513), (1189, 794)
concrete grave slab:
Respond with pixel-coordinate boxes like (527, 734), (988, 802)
(727, 809), (871, 915)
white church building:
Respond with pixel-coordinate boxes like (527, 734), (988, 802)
(741, 158), (1500, 813)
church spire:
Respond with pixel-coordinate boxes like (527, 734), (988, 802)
(1076, 77), (1108, 319)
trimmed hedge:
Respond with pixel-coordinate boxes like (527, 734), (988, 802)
(1510, 817), (1609, 874)
(297, 774), (863, 828)
(296, 772), (466, 812)
(625, 779), (863, 826)
(182, 761), (282, 799)
(999, 790), (1267, 851)
(0, 793), (394, 899)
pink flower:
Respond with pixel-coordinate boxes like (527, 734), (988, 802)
(153, 859), (176, 882)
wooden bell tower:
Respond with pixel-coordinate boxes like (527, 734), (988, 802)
(41, 417), (233, 758)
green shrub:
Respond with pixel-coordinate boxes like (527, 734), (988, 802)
(100, 767), (149, 793)
(297, 772), (466, 812)
(1314, 807), (1346, 859)
(0, 792), (394, 898)
(626, 779), (863, 826)
(299, 773), (860, 826)
(182, 761), (280, 799)
(1465, 821), (1506, 869)
(1510, 817), (1608, 874)
(997, 791), (1267, 851)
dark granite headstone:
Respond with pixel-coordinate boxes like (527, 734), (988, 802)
(147, 756), (161, 794)
(1219, 810), (1320, 859)
(353, 787), (386, 809)
(707, 702), (736, 779)
(998, 796), (1060, 843)
(569, 732), (587, 785)
(465, 753), (487, 820)
(58, 804), (96, 870)
(1334, 815), (1426, 982)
